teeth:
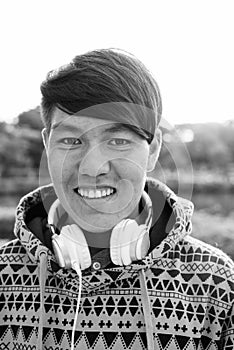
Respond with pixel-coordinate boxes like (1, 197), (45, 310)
(96, 190), (102, 198)
(77, 188), (114, 199)
(89, 190), (95, 198)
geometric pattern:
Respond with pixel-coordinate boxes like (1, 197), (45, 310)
(0, 179), (234, 349)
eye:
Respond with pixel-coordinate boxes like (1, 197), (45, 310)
(61, 138), (81, 145)
(109, 138), (131, 146)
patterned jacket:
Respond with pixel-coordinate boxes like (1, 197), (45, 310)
(0, 178), (234, 350)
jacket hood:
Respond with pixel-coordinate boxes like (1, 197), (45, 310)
(13, 177), (194, 292)
(13, 178), (194, 350)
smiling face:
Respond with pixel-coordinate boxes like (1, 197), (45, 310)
(42, 107), (160, 235)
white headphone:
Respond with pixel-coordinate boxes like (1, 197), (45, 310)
(48, 191), (152, 270)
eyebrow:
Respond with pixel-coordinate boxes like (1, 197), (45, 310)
(51, 121), (134, 134)
(51, 121), (80, 132)
(103, 124), (134, 134)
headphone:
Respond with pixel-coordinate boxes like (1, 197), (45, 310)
(48, 191), (153, 271)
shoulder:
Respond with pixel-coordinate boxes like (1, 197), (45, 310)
(0, 239), (28, 272)
(0, 239), (41, 289)
(183, 235), (234, 268)
(0, 238), (26, 254)
(178, 235), (234, 287)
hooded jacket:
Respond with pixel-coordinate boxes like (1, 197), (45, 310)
(0, 178), (234, 350)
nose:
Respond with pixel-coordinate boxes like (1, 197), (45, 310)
(78, 145), (111, 177)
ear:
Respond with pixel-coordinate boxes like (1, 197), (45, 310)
(147, 128), (162, 172)
(41, 128), (49, 151)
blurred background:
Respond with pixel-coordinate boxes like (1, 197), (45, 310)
(0, 0), (234, 258)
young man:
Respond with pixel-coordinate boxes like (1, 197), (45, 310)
(0, 49), (234, 350)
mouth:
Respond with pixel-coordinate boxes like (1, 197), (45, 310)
(74, 186), (117, 199)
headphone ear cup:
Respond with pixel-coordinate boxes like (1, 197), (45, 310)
(110, 220), (127, 266)
(110, 220), (150, 266)
(135, 225), (150, 260)
(129, 222), (141, 261)
(119, 220), (138, 266)
(52, 230), (69, 269)
(120, 221), (150, 263)
(52, 224), (91, 270)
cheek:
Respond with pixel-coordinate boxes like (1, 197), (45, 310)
(120, 153), (149, 179)
(48, 151), (76, 184)
(115, 159), (147, 196)
(126, 156), (149, 193)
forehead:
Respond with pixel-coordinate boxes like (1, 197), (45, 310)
(50, 107), (135, 135)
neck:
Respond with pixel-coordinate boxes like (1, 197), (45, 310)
(65, 202), (145, 251)
(61, 195), (149, 257)
(83, 228), (112, 251)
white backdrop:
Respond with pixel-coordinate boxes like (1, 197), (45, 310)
(0, 0), (233, 125)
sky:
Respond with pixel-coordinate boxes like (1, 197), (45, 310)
(0, 0), (233, 125)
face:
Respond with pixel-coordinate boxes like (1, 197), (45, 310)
(43, 108), (160, 235)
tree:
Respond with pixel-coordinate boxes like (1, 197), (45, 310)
(15, 106), (43, 130)
(14, 107), (44, 171)
(0, 128), (31, 177)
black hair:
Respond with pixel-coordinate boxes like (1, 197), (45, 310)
(40, 49), (162, 142)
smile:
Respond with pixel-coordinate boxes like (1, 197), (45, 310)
(76, 187), (116, 199)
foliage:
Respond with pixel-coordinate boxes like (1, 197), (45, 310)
(192, 210), (234, 261)
(15, 106), (43, 130)
(0, 124), (32, 177)
(0, 109), (44, 176)
(0, 107), (234, 179)
(1, 109), (233, 261)
(159, 121), (234, 177)
(1, 206), (233, 261)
